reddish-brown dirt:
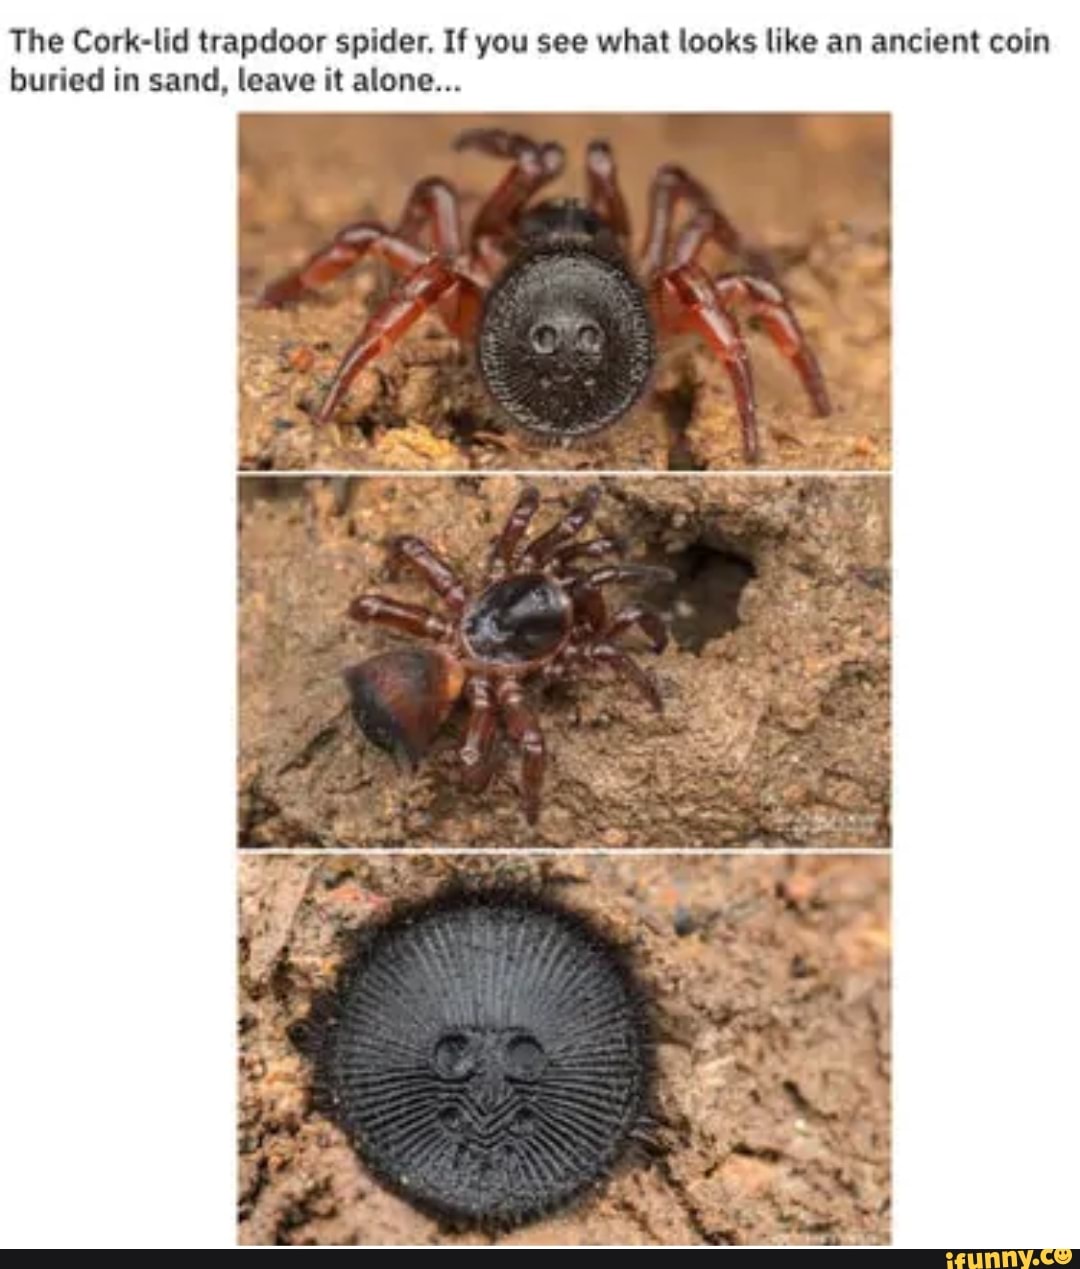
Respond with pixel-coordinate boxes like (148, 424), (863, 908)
(238, 853), (890, 1246)
(238, 475), (890, 849)
(238, 114), (890, 472)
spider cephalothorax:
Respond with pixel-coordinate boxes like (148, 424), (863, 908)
(258, 129), (830, 463)
(343, 485), (673, 824)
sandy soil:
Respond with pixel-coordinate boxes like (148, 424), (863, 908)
(238, 114), (890, 472)
(238, 475), (890, 849)
(238, 853), (890, 1246)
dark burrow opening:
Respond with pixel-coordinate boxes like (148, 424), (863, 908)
(640, 538), (756, 653)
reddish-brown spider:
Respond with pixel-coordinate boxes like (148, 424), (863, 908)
(258, 129), (830, 463)
(344, 484), (673, 824)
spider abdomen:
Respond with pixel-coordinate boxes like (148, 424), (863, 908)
(344, 647), (465, 769)
(309, 893), (650, 1227)
(461, 574), (571, 666)
(477, 236), (656, 442)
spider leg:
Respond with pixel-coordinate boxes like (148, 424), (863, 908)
(453, 129), (565, 260)
(552, 536), (624, 573)
(713, 274), (831, 417)
(651, 262), (760, 463)
(314, 258), (483, 424)
(604, 603), (669, 653)
(570, 581), (609, 633)
(639, 164), (745, 277)
(588, 642), (664, 713)
(520, 485), (602, 568)
(496, 678), (546, 825)
(257, 224), (426, 308)
(670, 210), (778, 285)
(386, 535), (468, 612)
(568, 563), (677, 591)
(393, 176), (465, 256)
(347, 594), (450, 640)
(258, 175), (468, 307)
(485, 485), (541, 579)
(585, 140), (631, 250)
(459, 676), (499, 792)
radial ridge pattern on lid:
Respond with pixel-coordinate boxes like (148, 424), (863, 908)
(318, 893), (650, 1227)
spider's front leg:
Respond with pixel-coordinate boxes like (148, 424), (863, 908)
(453, 128), (565, 263)
(485, 485), (541, 579)
(640, 164), (745, 277)
(348, 594), (451, 640)
(257, 225), (426, 308)
(651, 263), (760, 463)
(585, 140), (631, 250)
(495, 678), (546, 825)
(551, 536), (623, 574)
(257, 176), (464, 307)
(386, 535), (468, 612)
(520, 485), (601, 568)
(568, 563), (677, 592)
(315, 257), (484, 424)
(567, 568), (672, 635)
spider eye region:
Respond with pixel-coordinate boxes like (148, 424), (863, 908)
(478, 247), (656, 440)
(462, 575), (570, 665)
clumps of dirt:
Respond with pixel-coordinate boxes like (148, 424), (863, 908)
(238, 114), (890, 472)
(238, 854), (891, 1246)
(238, 476), (890, 849)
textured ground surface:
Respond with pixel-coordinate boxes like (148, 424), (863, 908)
(238, 114), (890, 472)
(237, 853), (891, 1246)
(238, 475), (890, 849)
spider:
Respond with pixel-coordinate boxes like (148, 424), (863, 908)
(257, 128), (831, 463)
(343, 484), (673, 824)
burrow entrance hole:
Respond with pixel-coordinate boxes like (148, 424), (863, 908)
(640, 537), (756, 653)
